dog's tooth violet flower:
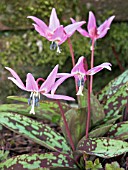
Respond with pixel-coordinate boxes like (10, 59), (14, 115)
(28, 8), (85, 53)
(5, 66), (75, 114)
(71, 11), (115, 41)
(51, 56), (112, 96)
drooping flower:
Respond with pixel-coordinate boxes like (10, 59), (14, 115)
(5, 66), (75, 114)
(28, 8), (85, 53)
(71, 11), (115, 41)
(51, 56), (112, 96)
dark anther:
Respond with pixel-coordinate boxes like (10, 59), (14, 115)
(35, 97), (40, 107)
(50, 42), (57, 50)
(77, 78), (84, 87)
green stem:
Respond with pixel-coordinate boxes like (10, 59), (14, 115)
(90, 39), (95, 93)
(57, 100), (75, 151)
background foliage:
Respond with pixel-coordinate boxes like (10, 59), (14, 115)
(0, 0), (128, 102)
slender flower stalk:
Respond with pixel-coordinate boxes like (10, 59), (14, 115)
(71, 12), (115, 92)
(67, 38), (78, 94)
(67, 38), (75, 67)
(90, 39), (95, 93)
(57, 100), (75, 151)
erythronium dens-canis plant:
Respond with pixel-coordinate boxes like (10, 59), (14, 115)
(0, 7), (128, 170)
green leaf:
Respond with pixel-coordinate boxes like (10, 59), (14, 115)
(0, 150), (9, 162)
(0, 112), (72, 155)
(0, 153), (77, 170)
(60, 105), (104, 147)
(107, 121), (128, 140)
(77, 137), (128, 158)
(60, 108), (87, 147)
(89, 124), (113, 138)
(78, 89), (105, 125)
(105, 161), (124, 170)
(86, 158), (103, 170)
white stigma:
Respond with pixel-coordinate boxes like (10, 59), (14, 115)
(28, 92), (40, 114)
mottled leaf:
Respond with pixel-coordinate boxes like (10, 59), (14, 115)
(0, 153), (77, 170)
(98, 69), (128, 102)
(7, 96), (70, 120)
(77, 137), (128, 158)
(0, 112), (72, 155)
(104, 83), (128, 116)
(97, 70), (128, 117)
(107, 121), (128, 140)
(89, 124), (113, 138)
(0, 103), (60, 123)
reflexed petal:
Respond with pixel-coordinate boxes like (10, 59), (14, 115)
(32, 24), (46, 37)
(87, 11), (97, 32)
(70, 18), (89, 37)
(49, 8), (60, 31)
(27, 16), (48, 31)
(8, 77), (26, 90)
(97, 16), (115, 39)
(64, 21), (86, 37)
(71, 56), (86, 74)
(86, 63), (112, 75)
(51, 74), (73, 94)
(26, 73), (38, 91)
(43, 93), (75, 101)
(98, 16), (115, 33)
(56, 73), (71, 78)
(39, 65), (59, 93)
(5, 67), (25, 88)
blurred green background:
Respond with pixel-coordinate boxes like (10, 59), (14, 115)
(0, 0), (128, 103)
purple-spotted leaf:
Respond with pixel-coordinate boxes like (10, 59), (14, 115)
(104, 83), (128, 116)
(97, 69), (128, 102)
(77, 137), (128, 158)
(0, 153), (77, 170)
(107, 121), (128, 140)
(0, 103), (60, 123)
(0, 112), (72, 155)
(89, 124), (113, 138)
(97, 70), (128, 116)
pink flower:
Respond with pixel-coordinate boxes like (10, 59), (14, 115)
(5, 66), (75, 114)
(51, 56), (112, 96)
(71, 11), (115, 41)
(28, 8), (85, 53)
